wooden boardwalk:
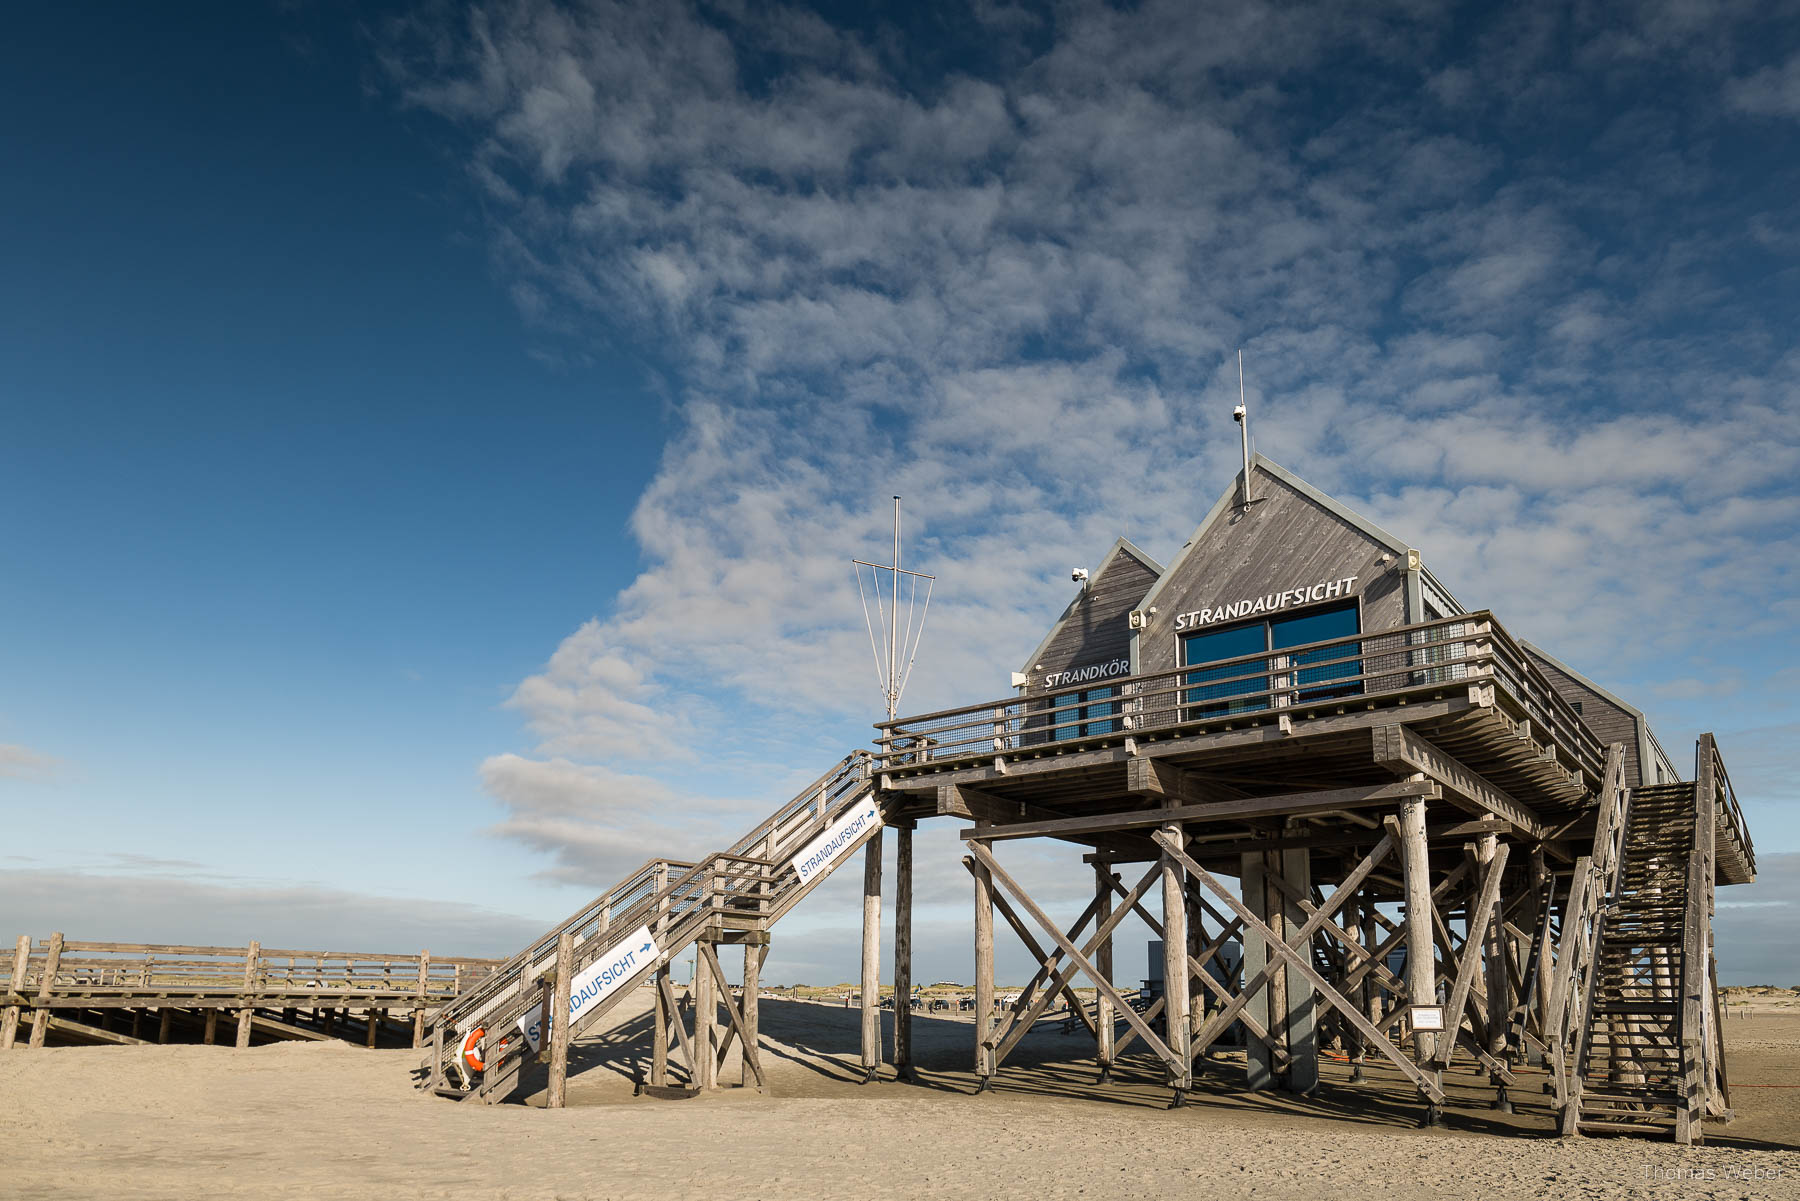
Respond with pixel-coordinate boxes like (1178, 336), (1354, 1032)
(0, 937), (500, 1050)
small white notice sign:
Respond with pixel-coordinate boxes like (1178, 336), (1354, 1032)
(1410, 1005), (1445, 1032)
(790, 793), (882, 885)
(518, 924), (661, 1051)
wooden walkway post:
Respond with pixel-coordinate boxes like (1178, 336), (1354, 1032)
(694, 943), (716, 1090)
(546, 930), (574, 1108)
(235, 940), (260, 1049)
(1094, 861), (1115, 1082)
(1160, 814), (1191, 1101)
(1, 934), (29, 1050)
(973, 822), (995, 1088)
(27, 933), (63, 1048)
(740, 940), (763, 1087)
(1397, 794), (1442, 1124)
(893, 822), (915, 1081)
(859, 827), (884, 1083)
(651, 964), (670, 1086)
(413, 949), (430, 1049)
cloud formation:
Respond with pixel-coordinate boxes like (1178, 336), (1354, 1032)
(383, 1), (1800, 966)
(0, 743), (57, 780)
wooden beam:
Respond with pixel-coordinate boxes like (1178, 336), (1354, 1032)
(892, 825), (912, 1081)
(966, 842), (1183, 1074)
(1126, 759), (1234, 803)
(1434, 844), (1510, 1069)
(964, 780), (1439, 843)
(1373, 725), (1544, 840)
(545, 930), (574, 1108)
(860, 828), (883, 1082)
(1150, 830), (1446, 1106)
(699, 943), (765, 1091)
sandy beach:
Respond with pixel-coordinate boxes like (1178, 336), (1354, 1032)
(6, 991), (1799, 1201)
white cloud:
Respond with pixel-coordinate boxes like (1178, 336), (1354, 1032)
(1727, 52), (1800, 118)
(382, 1), (1800, 907)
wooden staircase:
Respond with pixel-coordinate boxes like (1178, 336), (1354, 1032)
(1559, 734), (1737, 1143)
(419, 750), (880, 1103)
(1567, 782), (1694, 1136)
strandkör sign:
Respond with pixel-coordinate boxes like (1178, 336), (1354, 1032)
(518, 924), (661, 1051)
(790, 793), (882, 885)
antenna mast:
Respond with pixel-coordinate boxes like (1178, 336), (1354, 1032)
(1235, 349), (1254, 507)
(854, 497), (935, 721)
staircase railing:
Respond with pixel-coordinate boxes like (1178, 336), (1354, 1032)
(1548, 743), (1629, 1128)
(425, 751), (874, 1097)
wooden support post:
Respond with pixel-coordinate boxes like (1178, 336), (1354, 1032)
(1240, 851), (1277, 1091)
(1477, 829), (1512, 1109)
(158, 1008), (173, 1044)
(1160, 814), (1191, 1100)
(860, 827), (884, 1083)
(204, 1009), (219, 1045)
(1, 934), (29, 1050)
(236, 940), (260, 1049)
(694, 943), (716, 1090)
(651, 964), (670, 1087)
(1353, 895), (1378, 1082)
(973, 821), (995, 1087)
(893, 822), (915, 1082)
(413, 949), (430, 1049)
(365, 1009), (380, 1049)
(1278, 833), (1318, 1096)
(546, 930), (574, 1109)
(1397, 795), (1442, 1125)
(741, 942), (763, 1088)
(1095, 861), (1115, 1083)
(27, 933), (62, 1049)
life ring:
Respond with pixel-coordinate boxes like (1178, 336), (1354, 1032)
(461, 1027), (486, 1073)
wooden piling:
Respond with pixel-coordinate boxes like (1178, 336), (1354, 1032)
(893, 823), (913, 1080)
(27, 933), (63, 1049)
(413, 949), (430, 1049)
(546, 930), (574, 1108)
(1397, 795), (1441, 1122)
(973, 822), (995, 1085)
(1094, 861), (1115, 1081)
(203, 1009), (219, 1045)
(1, 934), (29, 1050)
(860, 827), (884, 1082)
(651, 965), (670, 1087)
(1160, 817), (1191, 1095)
(694, 944), (716, 1090)
(741, 941), (763, 1088)
(235, 940), (260, 1049)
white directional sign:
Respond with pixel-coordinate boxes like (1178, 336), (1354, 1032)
(519, 924), (661, 1051)
(791, 793), (882, 885)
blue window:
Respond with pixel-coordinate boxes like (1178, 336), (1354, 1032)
(1182, 601), (1361, 719)
(1049, 685), (1117, 740)
(1181, 623), (1269, 716)
(1271, 603), (1361, 702)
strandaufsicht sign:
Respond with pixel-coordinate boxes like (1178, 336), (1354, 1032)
(518, 924), (661, 1051)
(790, 793), (882, 885)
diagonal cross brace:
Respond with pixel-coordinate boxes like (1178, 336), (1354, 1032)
(982, 884), (1104, 1050)
(1434, 842), (1510, 1069)
(1191, 833), (1394, 1052)
(1151, 830), (1445, 1105)
(965, 840), (1183, 1075)
(698, 943), (765, 1090)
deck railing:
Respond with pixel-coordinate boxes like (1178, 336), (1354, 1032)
(876, 611), (1605, 786)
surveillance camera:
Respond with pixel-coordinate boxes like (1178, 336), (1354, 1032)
(1232, 404), (1247, 422)
(1071, 567), (1089, 583)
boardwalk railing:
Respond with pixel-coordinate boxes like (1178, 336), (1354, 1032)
(0, 936), (502, 1050)
(876, 610), (1606, 786)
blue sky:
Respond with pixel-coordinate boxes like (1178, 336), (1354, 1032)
(3, 0), (1799, 985)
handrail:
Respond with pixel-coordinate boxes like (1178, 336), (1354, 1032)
(876, 611), (1606, 787)
(1707, 738), (1754, 878)
(433, 751), (872, 1041)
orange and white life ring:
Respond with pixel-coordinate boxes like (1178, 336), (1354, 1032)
(461, 1026), (486, 1073)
